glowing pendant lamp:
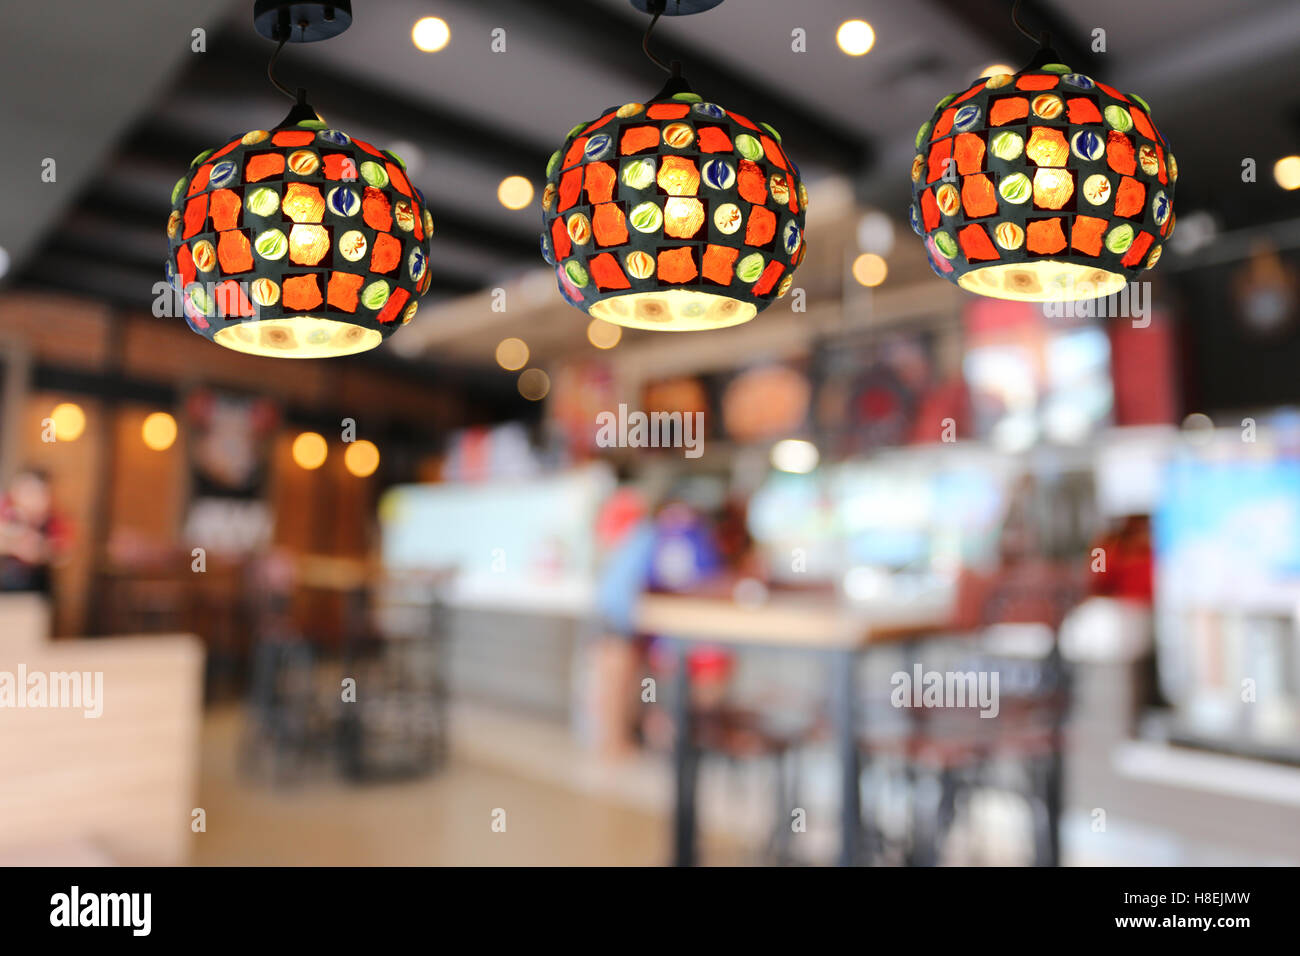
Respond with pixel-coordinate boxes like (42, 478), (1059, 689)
(909, 3), (1175, 302)
(165, 1), (433, 358)
(539, 0), (808, 331)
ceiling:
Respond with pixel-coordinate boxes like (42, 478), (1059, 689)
(3, 0), (1299, 373)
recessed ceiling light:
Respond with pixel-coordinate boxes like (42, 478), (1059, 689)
(497, 175), (534, 210)
(836, 20), (875, 56)
(495, 337), (529, 371)
(518, 368), (550, 401)
(344, 439), (380, 477)
(1275, 155), (1300, 191)
(586, 319), (622, 349)
(291, 432), (328, 470)
(852, 253), (888, 287)
(412, 16), (450, 52)
(141, 411), (178, 451)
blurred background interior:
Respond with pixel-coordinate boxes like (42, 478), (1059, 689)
(3, 0), (1300, 866)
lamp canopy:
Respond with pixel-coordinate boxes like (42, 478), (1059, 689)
(909, 52), (1175, 302)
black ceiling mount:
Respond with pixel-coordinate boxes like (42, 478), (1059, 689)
(253, 1), (353, 43)
(629, 0), (725, 15)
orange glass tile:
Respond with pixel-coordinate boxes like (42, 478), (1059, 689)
(697, 127), (733, 153)
(288, 224), (329, 266)
(209, 189), (241, 231)
(589, 252), (631, 291)
(657, 247), (697, 284)
(1106, 132), (1136, 175)
(558, 166), (583, 212)
(272, 130), (316, 147)
(282, 274), (323, 311)
(738, 160), (768, 204)
(214, 279), (255, 317)
(593, 202), (628, 247)
(1032, 168), (1074, 209)
(352, 138), (384, 158)
(932, 107), (957, 140)
(961, 174), (998, 217)
(1130, 108), (1156, 142)
(377, 287), (410, 324)
(584, 112), (617, 133)
(1096, 82), (1129, 102)
(412, 201), (424, 241)
(1070, 216), (1107, 256)
(244, 153), (285, 182)
(658, 156), (700, 196)
(702, 244), (739, 285)
(745, 205), (777, 246)
(958, 224), (999, 261)
(176, 245), (196, 288)
(283, 183), (325, 223)
(1026, 218), (1067, 254)
(551, 217), (572, 259)
(563, 137), (589, 168)
(1016, 74), (1059, 90)
(1026, 127), (1069, 167)
(362, 187), (392, 231)
(926, 138), (952, 183)
(1066, 97), (1102, 124)
(761, 135), (788, 170)
(921, 188), (940, 231)
(323, 154), (356, 180)
(1155, 144), (1167, 185)
(210, 139), (241, 161)
(188, 164), (212, 196)
(369, 232), (402, 274)
(584, 162), (615, 204)
(1121, 230), (1155, 268)
(386, 163), (412, 197)
(727, 111), (759, 130)
(182, 196), (207, 239)
(1114, 176), (1145, 218)
(647, 103), (689, 119)
(954, 133), (985, 175)
(217, 230), (253, 274)
(327, 271), (364, 312)
(952, 80), (986, 104)
(619, 126), (660, 155)
(664, 198), (705, 239)
(989, 97), (1028, 126)
(753, 260), (785, 296)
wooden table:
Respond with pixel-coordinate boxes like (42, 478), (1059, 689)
(635, 593), (951, 866)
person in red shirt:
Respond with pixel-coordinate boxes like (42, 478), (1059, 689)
(0, 467), (71, 596)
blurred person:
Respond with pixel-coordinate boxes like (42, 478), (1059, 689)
(0, 467), (71, 596)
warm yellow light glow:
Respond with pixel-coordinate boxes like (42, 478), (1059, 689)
(518, 368), (550, 401)
(497, 175), (535, 210)
(215, 318), (382, 358)
(588, 290), (757, 331)
(836, 19), (875, 56)
(771, 439), (820, 474)
(49, 403), (85, 442)
(496, 337), (529, 370)
(344, 439), (380, 478)
(957, 261), (1130, 301)
(586, 318), (622, 349)
(291, 432), (328, 470)
(852, 253), (888, 287)
(412, 16), (450, 52)
(141, 411), (177, 451)
(980, 63), (1014, 77)
(1275, 155), (1300, 191)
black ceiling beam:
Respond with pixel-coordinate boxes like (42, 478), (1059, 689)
(925, 0), (1100, 75)
(185, 28), (555, 175)
(488, 0), (871, 175)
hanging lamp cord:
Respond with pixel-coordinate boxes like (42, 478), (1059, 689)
(1011, 0), (1051, 48)
(267, 17), (311, 102)
(641, 1), (674, 76)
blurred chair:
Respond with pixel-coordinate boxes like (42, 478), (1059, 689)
(861, 561), (1081, 866)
